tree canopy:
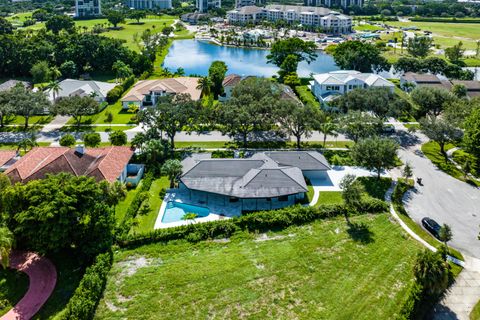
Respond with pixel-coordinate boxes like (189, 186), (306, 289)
(411, 86), (455, 118)
(45, 14), (75, 34)
(407, 36), (433, 58)
(208, 61), (228, 99)
(331, 40), (389, 72)
(351, 137), (399, 178)
(267, 38), (317, 70)
(51, 95), (99, 128)
(6, 83), (51, 128)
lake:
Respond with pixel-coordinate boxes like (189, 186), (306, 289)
(163, 39), (339, 77)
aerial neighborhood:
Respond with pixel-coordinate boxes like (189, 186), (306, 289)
(1, 0), (480, 318)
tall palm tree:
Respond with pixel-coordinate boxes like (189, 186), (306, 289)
(196, 76), (212, 97)
(48, 80), (61, 102)
(318, 120), (336, 148)
(162, 159), (183, 189)
(0, 226), (14, 269)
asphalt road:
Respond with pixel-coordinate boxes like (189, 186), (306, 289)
(394, 126), (480, 259)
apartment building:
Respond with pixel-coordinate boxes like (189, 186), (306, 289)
(197, 0), (221, 13)
(227, 5), (352, 34)
(126, 0), (172, 9)
(75, 0), (101, 17)
(304, 0), (363, 9)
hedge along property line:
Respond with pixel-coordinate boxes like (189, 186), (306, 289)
(117, 198), (388, 248)
(116, 172), (155, 236)
(106, 75), (136, 104)
(58, 251), (113, 320)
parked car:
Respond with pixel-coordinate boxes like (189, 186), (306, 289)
(383, 124), (395, 134)
(422, 217), (441, 239)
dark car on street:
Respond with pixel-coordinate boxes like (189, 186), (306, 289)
(422, 217), (441, 239)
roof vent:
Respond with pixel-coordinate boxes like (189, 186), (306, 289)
(75, 144), (85, 155)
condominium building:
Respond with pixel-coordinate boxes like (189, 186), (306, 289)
(304, 0), (363, 9)
(75, 0), (101, 17)
(196, 0), (221, 13)
(126, 0), (172, 9)
(227, 5), (352, 34)
(235, 0), (263, 7)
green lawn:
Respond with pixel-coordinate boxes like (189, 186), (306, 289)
(174, 141), (353, 150)
(0, 268), (29, 316)
(471, 300), (480, 320)
(115, 182), (144, 223)
(353, 24), (384, 32)
(317, 191), (343, 205)
(96, 213), (421, 319)
(4, 115), (53, 126)
(422, 141), (480, 187)
(0, 142), (51, 151)
(66, 101), (137, 126)
(131, 176), (170, 233)
(384, 21), (480, 50)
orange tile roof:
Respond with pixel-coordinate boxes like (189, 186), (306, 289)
(121, 77), (202, 102)
(0, 151), (16, 167)
(5, 146), (134, 183)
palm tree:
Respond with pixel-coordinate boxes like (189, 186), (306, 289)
(413, 250), (449, 296)
(318, 120), (336, 148)
(48, 80), (61, 102)
(439, 224), (453, 254)
(162, 159), (183, 189)
(0, 226), (14, 269)
(182, 212), (198, 224)
(196, 76), (213, 97)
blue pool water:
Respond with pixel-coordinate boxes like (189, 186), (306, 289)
(162, 201), (210, 223)
(163, 39), (339, 77)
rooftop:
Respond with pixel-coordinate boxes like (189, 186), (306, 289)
(121, 77), (202, 102)
(46, 79), (115, 101)
(313, 70), (394, 87)
(5, 146), (134, 183)
(0, 80), (32, 92)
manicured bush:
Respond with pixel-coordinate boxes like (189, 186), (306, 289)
(60, 251), (113, 320)
(83, 133), (101, 147)
(106, 85), (124, 104)
(117, 200), (387, 248)
(109, 130), (127, 146)
(59, 134), (76, 147)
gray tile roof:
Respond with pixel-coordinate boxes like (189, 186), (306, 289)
(0, 80), (32, 92)
(180, 151), (330, 198)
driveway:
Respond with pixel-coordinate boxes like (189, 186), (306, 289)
(393, 125), (480, 259)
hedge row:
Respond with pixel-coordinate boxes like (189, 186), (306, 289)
(106, 75), (136, 104)
(116, 172), (154, 237)
(117, 198), (388, 248)
(59, 251), (113, 320)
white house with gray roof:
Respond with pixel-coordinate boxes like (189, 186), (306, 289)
(311, 70), (394, 104)
(46, 79), (116, 102)
(179, 151), (330, 212)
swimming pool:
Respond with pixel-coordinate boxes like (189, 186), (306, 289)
(162, 202), (210, 223)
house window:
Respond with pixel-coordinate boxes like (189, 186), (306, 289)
(278, 195), (288, 202)
(229, 197), (239, 203)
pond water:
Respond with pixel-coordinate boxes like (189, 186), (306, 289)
(163, 39), (339, 77)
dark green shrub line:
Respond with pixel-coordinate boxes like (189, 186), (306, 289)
(410, 17), (480, 23)
(117, 198), (388, 249)
(59, 251), (113, 320)
(106, 76), (135, 104)
(116, 172), (154, 237)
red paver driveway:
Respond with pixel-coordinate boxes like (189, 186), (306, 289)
(1, 251), (57, 320)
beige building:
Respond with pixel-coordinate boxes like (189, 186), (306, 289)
(121, 77), (202, 109)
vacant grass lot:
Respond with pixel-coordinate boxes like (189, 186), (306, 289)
(0, 268), (29, 316)
(96, 213), (421, 319)
(385, 21), (480, 49)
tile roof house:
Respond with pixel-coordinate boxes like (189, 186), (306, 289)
(5, 146), (134, 184)
(311, 70), (394, 104)
(0, 80), (32, 92)
(400, 72), (452, 91)
(121, 77), (201, 109)
(46, 79), (116, 102)
(0, 151), (18, 172)
(179, 151), (330, 211)
(451, 80), (480, 98)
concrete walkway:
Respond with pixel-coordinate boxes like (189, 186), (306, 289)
(1, 251), (57, 320)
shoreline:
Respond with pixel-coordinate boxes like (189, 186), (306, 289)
(195, 36), (327, 51)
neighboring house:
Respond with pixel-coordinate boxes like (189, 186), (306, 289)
(5, 146), (136, 184)
(0, 151), (18, 172)
(46, 79), (115, 102)
(197, 0), (221, 13)
(220, 75), (301, 103)
(227, 5), (352, 34)
(180, 12), (209, 24)
(400, 72), (452, 91)
(121, 77), (201, 109)
(179, 151), (330, 212)
(75, 0), (101, 17)
(450, 80), (480, 98)
(311, 70), (395, 104)
(127, 0), (172, 9)
(0, 80), (32, 92)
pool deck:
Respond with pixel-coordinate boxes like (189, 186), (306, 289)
(154, 191), (243, 229)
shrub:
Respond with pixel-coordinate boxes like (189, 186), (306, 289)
(109, 130), (127, 146)
(83, 133), (101, 147)
(59, 134), (76, 147)
(117, 200), (387, 249)
(60, 251), (113, 320)
(106, 85), (124, 104)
